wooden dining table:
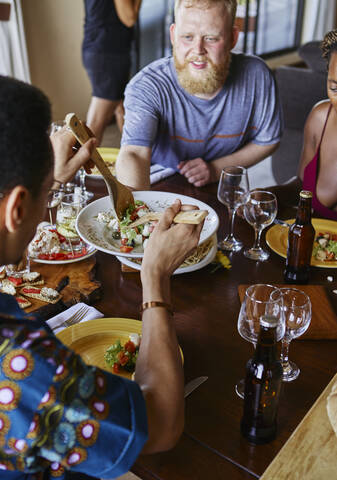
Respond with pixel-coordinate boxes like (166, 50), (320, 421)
(83, 173), (337, 480)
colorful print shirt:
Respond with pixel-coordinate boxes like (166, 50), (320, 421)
(0, 293), (148, 480)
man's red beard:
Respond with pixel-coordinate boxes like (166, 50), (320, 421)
(173, 49), (231, 96)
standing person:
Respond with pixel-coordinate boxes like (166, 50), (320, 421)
(82, 0), (142, 144)
(0, 75), (202, 479)
(116, 0), (283, 190)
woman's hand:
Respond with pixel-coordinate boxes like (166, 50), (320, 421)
(50, 127), (96, 185)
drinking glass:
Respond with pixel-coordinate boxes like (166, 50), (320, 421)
(243, 190), (277, 261)
(56, 193), (85, 251)
(272, 288), (312, 382)
(46, 190), (64, 225)
(217, 166), (249, 251)
(5, 253), (30, 278)
(236, 284), (285, 398)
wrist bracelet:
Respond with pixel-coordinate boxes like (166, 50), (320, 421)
(53, 178), (64, 188)
(140, 301), (173, 316)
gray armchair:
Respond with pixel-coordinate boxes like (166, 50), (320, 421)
(271, 41), (327, 184)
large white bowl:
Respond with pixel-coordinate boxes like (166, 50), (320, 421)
(76, 191), (219, 258)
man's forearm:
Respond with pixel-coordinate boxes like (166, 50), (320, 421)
(116, 146), (151, 190)
(209, 142), (279, 182)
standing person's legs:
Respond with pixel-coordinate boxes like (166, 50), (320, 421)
(86, 97), (121, 145)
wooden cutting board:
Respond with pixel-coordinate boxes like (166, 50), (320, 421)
(260, 373), (337, 479)
(238, 284), (337, 340)
(24, 256), (101, 318)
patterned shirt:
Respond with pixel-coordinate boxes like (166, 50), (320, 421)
(0, 293), (147, 480)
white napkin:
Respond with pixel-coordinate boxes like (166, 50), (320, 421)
(150, 164), (175, 184)
(47, 302), (104, 334)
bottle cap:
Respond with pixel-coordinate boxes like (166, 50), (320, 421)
(260, 315), (279, 328)
(300, 190), (313, 199)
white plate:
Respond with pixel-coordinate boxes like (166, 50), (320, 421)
(117, 234), (217, 274)
(76, 191), (219, 258)
(31, 245), (97, 265)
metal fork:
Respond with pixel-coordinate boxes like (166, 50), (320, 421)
(57, 305), (90, 330)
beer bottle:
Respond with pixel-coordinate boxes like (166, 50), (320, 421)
(241, 315), (283, 445)
(284, 190), (315, 284)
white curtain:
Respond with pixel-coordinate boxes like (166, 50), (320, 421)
(301, 0), (337, 44)
(0, 0), (30, 81)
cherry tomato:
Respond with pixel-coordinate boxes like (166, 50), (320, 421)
(125, 341), (136, 353)
(120, 355), (129, 366)
(120, 246), (134, 253)
(113, 363), (120, 373)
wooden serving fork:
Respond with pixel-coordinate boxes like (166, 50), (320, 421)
(128, 209), (208, 228)
(65, 113), (134, 220)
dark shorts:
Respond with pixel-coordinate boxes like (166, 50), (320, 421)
(82, 50), (131, 101)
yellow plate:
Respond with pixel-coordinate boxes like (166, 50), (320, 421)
(88, 147), (119, 178)
(56, 317), (183, 379)
(266, 218), (337, 268)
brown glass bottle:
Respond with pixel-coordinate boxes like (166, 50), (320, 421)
(241, 315), (283, 445)
(284, 190), (315, 284)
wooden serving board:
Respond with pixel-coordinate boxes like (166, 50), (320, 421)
(25, 256), (101, 318)
(260, 373), (337, 480)
(238, 284), (337, 340)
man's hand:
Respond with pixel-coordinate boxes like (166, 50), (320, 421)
(50, 127), (96, 184)
(178, 157), (214, 187)
(141, 200), (203, 284)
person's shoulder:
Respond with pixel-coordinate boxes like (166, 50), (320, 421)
(305, 99), (330, 133)
(129, 57), (172, 86)
(232, 53), (270, 72)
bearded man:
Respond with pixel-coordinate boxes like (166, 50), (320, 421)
(116, 0), (283, 189)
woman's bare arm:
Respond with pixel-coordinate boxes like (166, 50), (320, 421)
(114, 0), (142, 28)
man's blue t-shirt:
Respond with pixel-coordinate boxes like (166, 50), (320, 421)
(0, 293), (147, 479)
(121, 54), (283, 169)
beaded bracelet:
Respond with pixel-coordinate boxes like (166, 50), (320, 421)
(140, 301), (174, 316)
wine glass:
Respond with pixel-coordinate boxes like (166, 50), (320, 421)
(56, 193), (86, 252)
(46, 189), (64, 225)
(236, 284), (285, 398)
(217, 166), (249, 251)
(272, 288), (312, 382)
(243, 190), (277, 261)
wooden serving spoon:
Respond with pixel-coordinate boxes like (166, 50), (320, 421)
(65, 113), (134, 220)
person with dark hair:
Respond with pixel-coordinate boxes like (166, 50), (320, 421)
(0, 76), (202, 479)
(82, 0), (142, 144)
(116, 0), (283, 190)
(295, 29), (337, 220)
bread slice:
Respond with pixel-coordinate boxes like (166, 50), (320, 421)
(20, 286), (61, 304)
(7, 272), (44, 288)
(15, 295), (32, 309)
(0, 280), (16, 296)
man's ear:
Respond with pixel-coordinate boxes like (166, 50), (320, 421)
(4, 186), (29, 233)
(231, 25), (240, 50)
(169, 23), (176, 47)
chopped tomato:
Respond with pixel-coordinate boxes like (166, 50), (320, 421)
(8, 277), (23, 286)
(113, 363), (120, 374)
(326, 252), (335, 261)
(135, 204), (147, 213)
(121, 238), (128, 246)
(120, 355), (129, 366)
(130, 213), (138, 221)
(332, 234), (337, 241)
(120, 246), (134, 253)
(124, 341), (136, 353)
(22, 287), (41, 294)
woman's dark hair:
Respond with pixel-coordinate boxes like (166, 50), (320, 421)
(0, 76), (53, 198)
(321, 29), (337, 64)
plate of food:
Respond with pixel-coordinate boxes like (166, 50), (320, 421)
(86, 147), (118, 179)
(266, 218), (337, 268)
(117, 234), (217, 274)
(28, 222), (97, 265)
(76, 191), (219, 258)
(56, 317), (183, 379)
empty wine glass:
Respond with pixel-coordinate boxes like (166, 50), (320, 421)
(217, 166), (249, 251)
(272, 288), (312, 382)
(236, 284), (285, 398)
(244, 190), (277, 261)
(46, 190), (64, 225)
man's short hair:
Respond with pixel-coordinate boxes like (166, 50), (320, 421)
(0, 76), (53, 199)
(174, 0), (237, 27)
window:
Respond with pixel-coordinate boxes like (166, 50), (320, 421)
(233, 0), (305, 58)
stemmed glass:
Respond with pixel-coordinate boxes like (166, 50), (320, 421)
(272, 288), (312, 382)
(236, 284), (285, 398)
(217, 166), (249, 251)
(243, 190), (277, 261)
